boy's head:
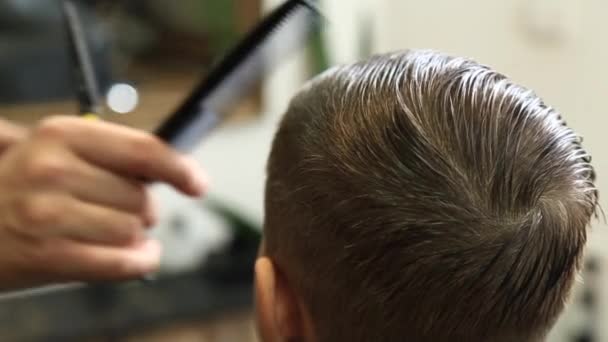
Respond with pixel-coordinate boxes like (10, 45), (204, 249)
(255, 50), (598, 342)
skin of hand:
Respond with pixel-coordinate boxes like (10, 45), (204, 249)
(0, 116), (207, 290)
(0, 119), (27, 154)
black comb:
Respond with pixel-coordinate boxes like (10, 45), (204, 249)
(155, 0), (322, 152)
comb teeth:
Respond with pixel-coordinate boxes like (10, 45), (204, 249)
(155, 0), (322, 151)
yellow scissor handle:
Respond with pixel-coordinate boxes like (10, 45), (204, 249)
(82, 113), (100, 120)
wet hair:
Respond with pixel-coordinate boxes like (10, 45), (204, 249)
(263, 50), (598, 342)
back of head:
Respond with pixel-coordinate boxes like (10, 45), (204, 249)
(264, 50), (598, 342)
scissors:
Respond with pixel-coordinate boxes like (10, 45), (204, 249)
(61, 0), (104, 119)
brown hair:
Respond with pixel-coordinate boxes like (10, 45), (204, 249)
(263, 50), (598, 342)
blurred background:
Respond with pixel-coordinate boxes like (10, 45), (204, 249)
(0, 0), (606, 341)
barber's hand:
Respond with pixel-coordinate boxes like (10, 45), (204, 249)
(0, 116), (207, 290)
(0, 119), (27, 154)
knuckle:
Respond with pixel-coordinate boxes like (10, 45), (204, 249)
(24, 153), (67, 184)
(116, 217), (144, 244)
(128, 135), (162, 169)
(129, 150), (153, 172)
(34, 117), (70, 139)
(131, 133), (161, 154)
(16, 195), (60, 227)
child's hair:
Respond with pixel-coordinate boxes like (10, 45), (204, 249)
(263, 50), (598, 342)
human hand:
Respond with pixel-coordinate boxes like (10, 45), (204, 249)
(0, 119), (27, 154)
(0, 116), (207, 290)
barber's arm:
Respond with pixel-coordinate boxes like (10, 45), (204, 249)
(0, 116), (207, 291)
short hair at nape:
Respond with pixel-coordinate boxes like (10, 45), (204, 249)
(264, 50), (598, 342)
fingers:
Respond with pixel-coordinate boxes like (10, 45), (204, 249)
(15, 193), (147, 246)
(59, 199), (147, 245)
(33, 116), (207, 196)
(16, 141), (156, 226)
(54, 152), (154, 222)
(0, 117), (182, 289)
(41, 238), (162, 282)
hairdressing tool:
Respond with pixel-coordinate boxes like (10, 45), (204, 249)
(155, 0), (322, 152)
(62, 1), (151, 283)
(61, 0), (103, 118)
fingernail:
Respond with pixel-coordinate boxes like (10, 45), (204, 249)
(135, 239), (162, 274)
(191, 174), (208, 197)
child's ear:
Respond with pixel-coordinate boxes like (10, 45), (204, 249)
(255, 257), (277, 341)
(255, 257), (305, 342)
